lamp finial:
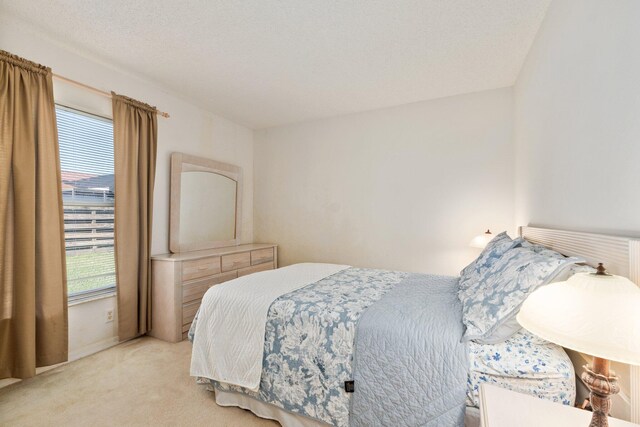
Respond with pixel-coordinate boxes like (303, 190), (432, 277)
(595, 263), (609, 276)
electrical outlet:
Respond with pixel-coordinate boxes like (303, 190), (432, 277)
(106, 309), (114, 323)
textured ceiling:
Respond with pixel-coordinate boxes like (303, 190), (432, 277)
(0, 0), (550, 129)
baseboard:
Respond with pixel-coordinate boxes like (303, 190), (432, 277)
(69, 336), (120, 361)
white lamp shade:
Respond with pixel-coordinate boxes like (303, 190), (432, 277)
(469, 230), (493, 249)
(517, 272), (640, 366)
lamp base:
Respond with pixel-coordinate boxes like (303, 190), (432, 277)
(581, 357), (620, 427)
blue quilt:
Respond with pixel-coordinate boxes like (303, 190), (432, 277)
(351, 274), (468, 426)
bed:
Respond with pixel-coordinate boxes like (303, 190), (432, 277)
(188, 227), (640, 426)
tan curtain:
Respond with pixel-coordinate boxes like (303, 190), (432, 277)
(0, 50), (68, 379)
(112, 93), (157, 341)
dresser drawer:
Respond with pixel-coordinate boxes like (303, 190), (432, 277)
(182, 271), (238, 303)
(221, 252), (251, 272)
(182, 256), (221, 281)
(251, 248), (274, 266)
(238, 262), (274, 277)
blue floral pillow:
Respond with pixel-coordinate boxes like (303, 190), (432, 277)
(517, 239), (595, 281)
(462, 246), (583, 344)
(516, 238), (566, 259)
(458, 232), (518, 302)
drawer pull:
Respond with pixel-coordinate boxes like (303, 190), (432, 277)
(182, 256), (221, 281)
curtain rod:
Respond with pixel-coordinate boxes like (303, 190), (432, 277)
(52, 73), (170, 118)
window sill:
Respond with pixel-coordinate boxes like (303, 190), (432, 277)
(68, 288), (116, 307)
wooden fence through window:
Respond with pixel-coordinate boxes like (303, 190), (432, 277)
(64, 205), (114, 253)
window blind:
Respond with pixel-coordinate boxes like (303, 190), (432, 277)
(56, 105), (116, 297)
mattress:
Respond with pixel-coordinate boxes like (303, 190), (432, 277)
(466, 329), (576, 407)
(190, 264), (575, 426)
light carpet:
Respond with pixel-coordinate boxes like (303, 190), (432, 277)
(0, 336), (278, 427)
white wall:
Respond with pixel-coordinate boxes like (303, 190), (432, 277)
(514, 1), (640, 421)
(0, 15), (254, 360)
(514, 0), (640, 236)
(255, 88), (515, 276)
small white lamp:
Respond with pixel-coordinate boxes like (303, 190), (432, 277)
(469, 229), (493, 249)
(517, 263), (640, 427)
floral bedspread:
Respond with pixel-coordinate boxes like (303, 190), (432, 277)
(198, 267), (409, 426)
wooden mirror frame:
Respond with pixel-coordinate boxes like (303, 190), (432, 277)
(169, 152), (242, 253)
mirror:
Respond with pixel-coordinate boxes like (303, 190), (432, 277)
(170, 153), (242, 253)
(180, 171), (236, 243)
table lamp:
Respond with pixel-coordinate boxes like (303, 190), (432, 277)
(470, 229), (493, 249)
(517, 263), (640, 427)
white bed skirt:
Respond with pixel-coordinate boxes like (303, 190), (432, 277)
(215, 388), (331, 426)
(214, 388), (481, 427)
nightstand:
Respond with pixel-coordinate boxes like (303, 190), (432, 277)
(479, 384), (639, 427)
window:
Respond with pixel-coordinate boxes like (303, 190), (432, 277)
(56, 105), (116, 300)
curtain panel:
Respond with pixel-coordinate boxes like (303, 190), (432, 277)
(112, 93), (157, 341)
(0, 50), (68, 379)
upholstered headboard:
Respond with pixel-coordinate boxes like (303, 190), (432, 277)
(520, 226), (640, 422)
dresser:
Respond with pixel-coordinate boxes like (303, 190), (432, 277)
(149, 243), (278, 342)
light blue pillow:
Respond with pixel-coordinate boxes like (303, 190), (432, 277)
(458, 232), (518, 301)
(461, 246), (583, 344)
